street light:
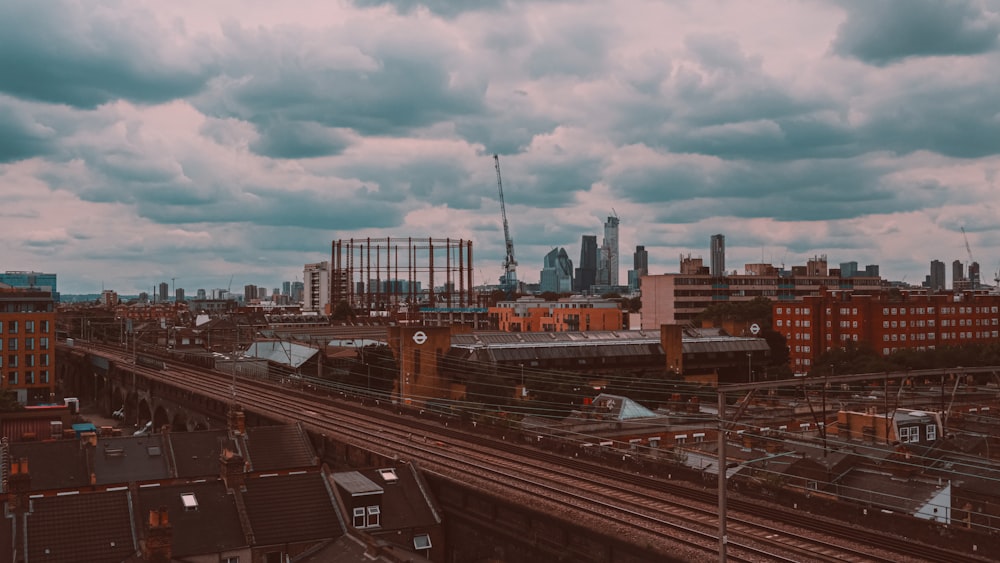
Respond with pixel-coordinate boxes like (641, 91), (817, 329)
(519, 363), (526, 397)
(747, 352), (753, 383)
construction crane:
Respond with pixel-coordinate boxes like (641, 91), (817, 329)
(494, 154), (517, 292)
(961, 227), (980, 287)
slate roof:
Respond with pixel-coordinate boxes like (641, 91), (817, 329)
(357, 466), (440, 531)
(26, 489), (138, 563)
(241, 471), (344, 547)
(9, 440), (91, 491)
(837, 469), (943, 514)
(245, 424), (317, 471)
(167, 429), (237, 479)
(93, 435), (171, 485)
(135, 481), (246, 557)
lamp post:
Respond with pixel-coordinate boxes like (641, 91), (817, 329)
(747, 352), (753, 383)
(519, 363), (526, 397)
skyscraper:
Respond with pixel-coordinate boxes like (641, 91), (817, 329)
(597, 215), (620, 286)
(628, 245), (649, 290)
(158, 282), (169, 303)
(574, 235), (598, 292)
(282, 281), (291, 296)
(175, 288), (185, 302)
(929, 260), (946, 292)
(539, 248), (574, 293)
(840, 261), (858, 278)
(952, 260), (964, 289)
(710, 234), (725, 277)
(969, 261), (981, 289)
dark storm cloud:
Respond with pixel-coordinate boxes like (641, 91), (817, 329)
(833, 0), (1000, 65)
(609, 157), (948, 222)
(196, 27), (486, 138)
(0, 101), (55, 162)
(249, 120), (352, 159)
(514, 156), (603, 207)
(0, 2), (215, 108)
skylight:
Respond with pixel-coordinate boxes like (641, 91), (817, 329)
(377, 468), (399, 484)
(180, 493), (198, 511)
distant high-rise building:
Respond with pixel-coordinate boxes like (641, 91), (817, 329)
(574, 235), (598, 292)
(710, 235), (725, 277)
(175, 288), (185, 302)
(257, 287), (267, 300)
(539, 248), (574, 293)
(628, 245), (649, 290)
(282, 281), (291, 296)
(304, 262), (330, 312)
(969, 261), (981, 289)
(865, 264), (880, 278)
(952, 260), (964, 289)
(597, 215), (620, 286)
(196, 288), (207, 300)
(244, 284), (257, 302)
(291, 281), (304, 303)
(158, 282), (169, 303)
(929, 260), (946, 292)
(840, 261), (858, 278)
(0, 271), (59, 301)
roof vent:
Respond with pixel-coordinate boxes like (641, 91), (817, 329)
(104, 447), (125, 457)
(377, 468), (399, 484)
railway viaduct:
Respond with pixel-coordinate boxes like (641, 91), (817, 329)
(56, 345), (672, 563)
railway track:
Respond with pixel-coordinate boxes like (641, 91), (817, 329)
(73, 343), (991, 562)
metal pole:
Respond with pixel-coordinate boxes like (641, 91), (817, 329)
(718, 389), (727, 562)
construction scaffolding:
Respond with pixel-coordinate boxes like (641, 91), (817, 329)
(331, 237), (475, 313)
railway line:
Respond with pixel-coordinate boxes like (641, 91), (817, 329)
(73, 343), (991, 562)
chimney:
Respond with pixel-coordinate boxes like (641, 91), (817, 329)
(143, 506), (173, 562)
(220, 448), (246, 491)
(227, 405), (246, 435)
(8, 458), (31, 511)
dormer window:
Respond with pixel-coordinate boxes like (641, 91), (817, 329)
(366, 505), (380, 527)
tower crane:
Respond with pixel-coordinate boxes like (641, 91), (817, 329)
(961, 227), (980, 287)
(494, 154), (517, 292)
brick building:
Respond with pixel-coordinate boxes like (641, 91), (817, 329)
(774, 289), (1000, 374)
(490, 296), (623, 332)
(0, 288), (56, 404)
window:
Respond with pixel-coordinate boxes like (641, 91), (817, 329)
(41, 320), (49, 333)
(899, 426), (920, 443)
(25, 338), (34, 351)
(41, 370), (49, 383)
(40, 337), (49, 350)
(8, 321), (17, 334)
(366, 505), (380, 527)
(223, 557), (240, 563)
(353, 507), (366, 527)
(776, 320), (783, 327)
(7, 371), (17, 385)
(8, 339), (17, 351)
(25, 371), (33, 384)
(26, 355), (34, 367)
(8, 355), (17, 368)
(926, 424), (937, 441)
(25, 321), (34, 334)
(675, 435), (687, 444)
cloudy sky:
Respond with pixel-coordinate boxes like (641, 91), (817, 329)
(2, 0), (999, 295)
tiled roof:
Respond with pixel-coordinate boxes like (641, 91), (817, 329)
(93, 435), (171, 485)
(9, 440), (91, 491)
(245, 424), (317, 471)
(167, 429), (237, 479)
(241, 471), (344, 546)
(136, 481), (246, 557)
(27, 489), (138, 563)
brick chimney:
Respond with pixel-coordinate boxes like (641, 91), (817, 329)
(143, 506), (172, 563)
(227, 405), (246, 435)
(7, 458), (31, 511)
(220, 448), (246, 491)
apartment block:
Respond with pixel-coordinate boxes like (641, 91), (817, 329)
(774, 289), (1000, 373)
(0, 288), (56, 404)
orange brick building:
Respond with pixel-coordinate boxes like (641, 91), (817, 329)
(0, 288), (57, 404)
(774, 289), (1000, 374)
(489, 296), (623, 332)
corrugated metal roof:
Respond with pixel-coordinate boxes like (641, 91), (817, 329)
(451, 330), (768, 356)
(244, 340), (317, 368)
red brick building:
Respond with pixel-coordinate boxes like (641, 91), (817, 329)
(774, 289), (1000, 374)
(0, 288), (57, 404)
(490, 296), (624, 332)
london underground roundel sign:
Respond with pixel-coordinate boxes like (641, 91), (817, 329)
(412, 331), (428, 345)
(749, 323), (761, 335)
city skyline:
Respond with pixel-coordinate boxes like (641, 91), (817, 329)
(2, 1), (999, 294)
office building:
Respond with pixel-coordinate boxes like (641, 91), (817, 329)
(490, 296), (623, 332)
(290, 281), (304, 303)
(282, 281), (291, 296)
(628, 245), (649, 291)
(710, 235), (725, 277)
(865, 264), (880, 278)
(244, 284), (258, 303)
(969, 261), (981, 289)
(158, 282), (169, 303)
(0, 272), (58, 302)
(840, 261), (858, 278)
(597, 216), (620, 286)
(574, 235), (598, 292)
(196, 288), (207, 300)
(953, 260), (964, 290)
(175, 288), (185, 303)
(539, 248), (574, 293)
